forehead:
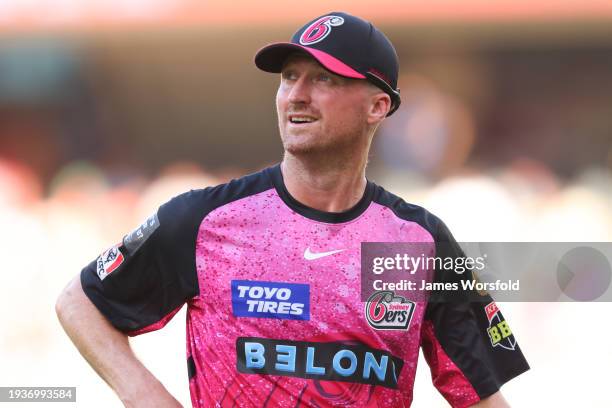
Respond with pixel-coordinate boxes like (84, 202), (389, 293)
(281, 53), (340, 75)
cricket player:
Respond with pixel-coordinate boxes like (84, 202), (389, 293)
(56, 12), (529, 407)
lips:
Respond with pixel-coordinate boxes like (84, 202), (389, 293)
(288, 114), (318, 124)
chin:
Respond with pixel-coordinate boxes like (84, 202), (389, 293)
(282, 141), (319, 156)
(280, 131), (317, 154)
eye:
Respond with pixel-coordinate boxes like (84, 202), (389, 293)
(281, 70), (298, 81)
(316, 72), (332, 82)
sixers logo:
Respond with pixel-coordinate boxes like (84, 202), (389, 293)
(365, 291), (415, 331)
(299, 15), (345, 45)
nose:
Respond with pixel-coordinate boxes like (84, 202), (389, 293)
(287, 76), (311, 105)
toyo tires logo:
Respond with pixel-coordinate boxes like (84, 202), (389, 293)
(365, 291), (415, 331)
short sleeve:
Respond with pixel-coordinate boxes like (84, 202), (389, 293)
(419, 221), (530, 408)
(80, 191), (203, 336)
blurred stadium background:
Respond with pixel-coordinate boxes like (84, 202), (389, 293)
(1, 1), (611, 406)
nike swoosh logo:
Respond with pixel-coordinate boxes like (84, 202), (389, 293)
(304, 247), (345, 261)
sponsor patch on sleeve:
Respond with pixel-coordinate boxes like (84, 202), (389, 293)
(485, 301), (517, 351)
(96, 243), (125, 281)
(123, 212), (160, 254)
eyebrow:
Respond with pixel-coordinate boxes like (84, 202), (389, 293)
(281, 62), (343, 80)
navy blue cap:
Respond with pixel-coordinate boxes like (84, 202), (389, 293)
(255, 12), (401, 116)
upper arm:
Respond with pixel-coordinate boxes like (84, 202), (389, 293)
(420, 221), (529, 407)
(80, 190), (206, 335)
(56, 274), (97, 322)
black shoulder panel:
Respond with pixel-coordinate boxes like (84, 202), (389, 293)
(80, 166), (274, 333)
(372, 184), (442, 238)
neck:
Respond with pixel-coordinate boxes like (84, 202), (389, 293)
(280, 149), (369, 213)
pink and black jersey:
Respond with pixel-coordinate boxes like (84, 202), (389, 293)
(81, 164), (529, 408)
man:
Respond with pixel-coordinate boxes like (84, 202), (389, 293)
(56, 12), (529, 407)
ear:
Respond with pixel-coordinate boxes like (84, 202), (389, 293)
(367, 92), (392, 125)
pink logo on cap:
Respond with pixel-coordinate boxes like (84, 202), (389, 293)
(299, 15), (345, 45)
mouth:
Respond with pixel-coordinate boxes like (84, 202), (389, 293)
(288, 114), (318, 125)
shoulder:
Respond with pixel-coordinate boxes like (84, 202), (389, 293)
(371, 182), (450, 241)
(158, 166), (274, 226)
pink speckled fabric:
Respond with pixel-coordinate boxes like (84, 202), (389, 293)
(185, 189), (439, 407)
(420, 321), (480, 408)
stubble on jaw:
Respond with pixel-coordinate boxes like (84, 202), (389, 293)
(278, 107), (371, 159)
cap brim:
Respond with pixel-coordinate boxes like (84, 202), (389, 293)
(254, 42), (365, 80)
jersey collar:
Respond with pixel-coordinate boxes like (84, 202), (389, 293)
(266, 163), (375, 224)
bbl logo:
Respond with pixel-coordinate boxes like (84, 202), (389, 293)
(364, 291), (415, 331)
(485, 301), (516, 350)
